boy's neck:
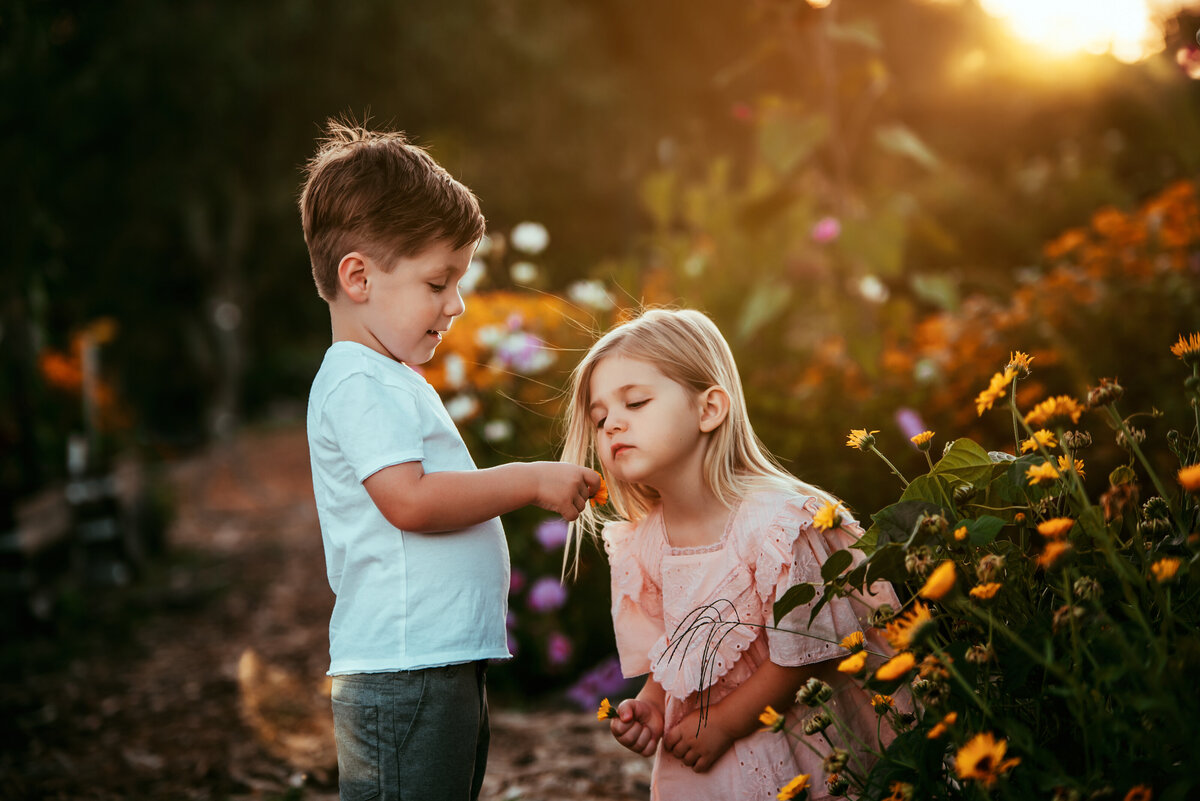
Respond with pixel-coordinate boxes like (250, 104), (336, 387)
(328, 304), (401, 363)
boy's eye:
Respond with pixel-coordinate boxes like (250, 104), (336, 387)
(428, 283), (446, 293)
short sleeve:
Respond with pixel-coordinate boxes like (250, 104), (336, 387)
(324, 373), (426, 482)
(602, 521), (664, 678)
(755, 497), (882, 667)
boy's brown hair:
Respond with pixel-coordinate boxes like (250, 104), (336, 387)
(299, 119), (486, 301)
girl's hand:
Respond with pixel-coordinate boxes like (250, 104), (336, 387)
(663, 710), (736, 773)
(610, 698), (663, 757)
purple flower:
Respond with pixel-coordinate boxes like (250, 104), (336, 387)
(495, 332), (552, 373)
(547, 632), (573, 666)
(565, 656), (632, 710)
(894, 407), (928, 444)
(506, 611), (518, 630)
(509, 567), (526, 595)
(535, 518), (569, 551)
(811, 216), (841, 244)
(527, 577), (568, 613)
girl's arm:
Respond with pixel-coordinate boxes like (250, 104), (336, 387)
(662, 660), (809, 773)
(611, 676), (667, 757)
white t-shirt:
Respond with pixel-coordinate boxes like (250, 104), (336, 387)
(307, 341), (511, 675)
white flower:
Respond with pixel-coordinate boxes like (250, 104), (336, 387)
(566, 280), (614, 311)
(444, 394), (480, 422)
(460, 259), (487, 294)
(510, 261), (539, 285)
(858, 275), (889, 303)
(442, 353), (466, 390)
(475, 325), (505, 348)
(483, 420), (513, 442)
(510, 222), (549, 255)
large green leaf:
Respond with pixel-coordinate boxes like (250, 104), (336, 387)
(900, 474), (953, 507)
(864, 500), (943, 549)
(821, 549), (854, 582)
(773, 582), (816, 623)
(932, 438), (994, 488)
(966, 515), (1006, 546)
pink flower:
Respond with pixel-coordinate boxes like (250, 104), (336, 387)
(547, 632), (573, 666)
(527, 577), (568, 613)
(509, 567), (526, 595)
(535, 518), (569, 551)
(811, 216), (841, 244)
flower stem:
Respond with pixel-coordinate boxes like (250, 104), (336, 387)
(870, 445), (910, 488)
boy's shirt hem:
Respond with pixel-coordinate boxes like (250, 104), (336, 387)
(328, 648), (514, 676)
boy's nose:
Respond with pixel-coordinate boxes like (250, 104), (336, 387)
(446, 290), (466, 318)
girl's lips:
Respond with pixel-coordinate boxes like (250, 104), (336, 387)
(611, 444), (632, 459)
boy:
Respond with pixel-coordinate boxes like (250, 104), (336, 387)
(299, 121), (600, 801)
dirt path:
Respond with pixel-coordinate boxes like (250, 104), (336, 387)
(1, 426), (648, 800)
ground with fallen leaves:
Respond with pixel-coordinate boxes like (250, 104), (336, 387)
(1, 426), (649, 801)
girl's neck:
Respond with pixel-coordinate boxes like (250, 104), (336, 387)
(658, 485), (732, 549)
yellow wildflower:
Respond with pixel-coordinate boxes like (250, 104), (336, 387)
(1179, 464), (1200, 493)
(1020, 429), (1057, 453)
(1023, 395), (1085, 427)
(840, 631), (865, 651)
(1037, 541), (1073, 569)
(1008, 351), (1034, 374)
(910, 430), (934, 450)
(927, 711), (958, 739)
(777, 773), (810, 800)
(970, 582), (1002, 600)
(846, 429), (880, 451)
(875, 652), (916, 682)
(590, 476), (609, 507)
(955, 732), (1020, 788)
(759, 705), (785, 732)
(837, 650), (868, 675)
(1057, 455), (1086, 479)
(919, 561), (957, 600)
(975, 368), (1016, 416)
(597, 698), (616, 720)
(1151, 557), (1182, 583)
(884, 601), (936, 650)
(1037, 518), (1075, 540)
(1026, 462), (1061, 486)
(953, 525), (968, 541)
(812, 501), (844, 532)
(1170, 331), (1200, 362)
(872, 694), (894, 713)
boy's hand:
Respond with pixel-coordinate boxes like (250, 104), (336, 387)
(528, 463), (601, 522)
(663, 710), (736, 773)
(610, 698), (663, 757)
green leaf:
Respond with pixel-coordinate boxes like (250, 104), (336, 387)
(867, 500), (943, 548)
(875, 123), (940, 170)
(758, 107), (829, 175)
(821, 549), (854, 582)
(773, 582), (816, 622)
(737, 281), (793, 342)
(966, 515), (1006, 546)
(865, 544), (907, 585)
(932, 438), (994, 488)
(900, 474), (952, 506)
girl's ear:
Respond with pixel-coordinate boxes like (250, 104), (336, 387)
(698, 386), (731, 433)
(337, 252), (371, 302)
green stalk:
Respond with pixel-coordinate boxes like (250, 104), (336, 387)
(870, 444), (910, 489)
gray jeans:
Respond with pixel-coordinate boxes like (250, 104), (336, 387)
(331, 662), (489, 801)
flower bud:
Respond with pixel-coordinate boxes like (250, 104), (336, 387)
(803, 711), (833, 735)
(1073, 575), (1102, 601)
(796, 677), (834, 707)
(965, 644), (994, 664)
(822, 748), (851, 774)
(905, 545), (935, 577)
(869, 604), (896, 627)
(1138, 517), (1172, 540)
(976, 554), (1006, 582)
(1085, 377), (1124, 409)
(917, 513), (950, 539)
(1052, 604), (1085, 632)
(826, 773), (850, 796)
(1116, 426), (1146, 451)
(1062, 430), (1092, 452)
(910, 677), (932, 696)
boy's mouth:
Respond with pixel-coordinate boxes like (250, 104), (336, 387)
(427, 330), (443, 341)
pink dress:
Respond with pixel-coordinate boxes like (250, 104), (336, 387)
(603, 489), (900, 801)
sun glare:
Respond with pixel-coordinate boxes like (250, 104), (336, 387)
(978, 0), (1192, 63)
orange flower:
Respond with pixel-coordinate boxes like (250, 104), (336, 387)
(597, 698), (616, 720)
(1020, 430), (1057, 453)
(837, 651), (868, 675)
(1170, 332), (1200, 362)
(955, 732), (1020, 788)
(840, 631), (865, 651)
(885, 602), (936, 650)
(919, 561), (957, 600)
(1150, 557), (1182, 583)
(1179, 464), (1200, 493)
(975, 368), (1016, 416)
(1023, 395), (1084, 427)
(875, 652), (916, 682)
(1123, 784), (1153, 801)
(1037, 541), (1073, 569)
(953, 526), (968, 541)
(590, 476), (609, 507)
(777, 773), (810, 800)
(759, 705), (785, 732)
(927, 711), (958, 739)
(1026, 462), (1061, 486)
(1037, 518), (1075, 540)
(1057, 455), (1086, 479)
(969, 582), (1002, 600)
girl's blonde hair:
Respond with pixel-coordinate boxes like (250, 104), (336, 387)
(561, 307), (836, 575)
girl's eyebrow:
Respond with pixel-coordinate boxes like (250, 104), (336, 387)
(588, 384), (648, 413)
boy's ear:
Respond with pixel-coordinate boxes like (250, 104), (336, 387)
(698, 386), (731, 433)
(337, 252), (371, 302)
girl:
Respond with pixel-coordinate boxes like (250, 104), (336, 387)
(562, 308), (899, 801)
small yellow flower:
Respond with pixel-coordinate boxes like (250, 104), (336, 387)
(970, 582), (1002, 600)
(759, 705), (785, 732)
(1170, 331), (1200, 362)
(975, 368), (1016, 416)
(872, 694), (894, 713)
(812, 501), (845, 532)
(1037, 517), (1075, 540)
(953, 525), (968, 541)
(590, 476), (609, 507)
(840, 631), (865, 651)
(1026, 462), (1061, 486)
(910, 430), (934, 450)
(885, 601), (936, 650)
(1020, 429), (1057, 453)
(777, 773), (810, 800)
(1008, 351), (1034, 374)
(919, 561), (957, 600)
(955, 732), (1021, 788)
(1179, 464), (1200, 493)
(1023, 395), (1085, 427)
(1150, 557), (1182, 583)
(597, 698), (616, 720)
(927, 711), (958, 739)
(875, 651), (916, 682)
(837, 650), (868, 675)
(1037, 540), (1073, 569)
(846, 429), (880, 451)
(1057, 455), (1086, 479)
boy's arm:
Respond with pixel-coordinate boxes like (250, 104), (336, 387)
(363, 460), (601, 533)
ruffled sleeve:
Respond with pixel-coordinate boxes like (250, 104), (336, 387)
(603, 520), (664, 678)
(754, 495), (888, 667)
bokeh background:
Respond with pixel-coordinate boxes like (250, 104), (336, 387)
(3, 0), (1200, 796)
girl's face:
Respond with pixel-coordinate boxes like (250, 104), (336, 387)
(587, 355), (710, 492)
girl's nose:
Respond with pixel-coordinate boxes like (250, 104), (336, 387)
(604, 414), (626, 435)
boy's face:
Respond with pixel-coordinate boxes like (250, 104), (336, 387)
(356, 239), (475, 365)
